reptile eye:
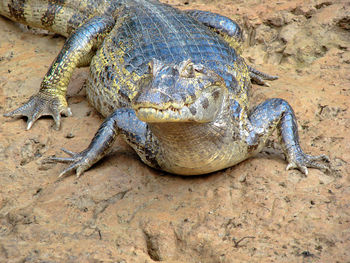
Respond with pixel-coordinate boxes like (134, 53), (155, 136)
(193, 64), (204, 72)
(149, 58), (165, 76)
(181, 64), (194, 78)
(178, 59), (195, 78)
(180, 63), (205, 78)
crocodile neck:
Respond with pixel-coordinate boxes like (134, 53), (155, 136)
(148, 104), (240, 175)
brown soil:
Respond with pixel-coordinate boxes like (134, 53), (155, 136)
(0, 0), (349, 262)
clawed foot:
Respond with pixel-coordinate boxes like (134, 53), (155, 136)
(4, 93), (72, 130)
(248, 65), (279, 87)
(286, 153), (330, 175)
(47, 148), (92, 178)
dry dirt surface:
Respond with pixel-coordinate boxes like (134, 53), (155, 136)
(0, 0), (349, 262)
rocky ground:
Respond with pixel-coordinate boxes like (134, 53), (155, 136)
(0, 0), (349, 262)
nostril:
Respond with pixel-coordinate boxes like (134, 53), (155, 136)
(132, 89), (173, 109)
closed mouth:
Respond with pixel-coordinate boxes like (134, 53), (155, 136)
(134, 106), (189, 122)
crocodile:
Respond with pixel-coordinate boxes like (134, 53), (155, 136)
(2, 0), (329, 176)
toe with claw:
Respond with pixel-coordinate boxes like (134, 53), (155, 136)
(247, 65), (279, 86)
(48, 148), (92, 178)
(4, 93), (71, 130)
(286, 152), (330, 175)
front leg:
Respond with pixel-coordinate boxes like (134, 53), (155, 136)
(4, 16), (115, 130)
(248, 98), (329, 174)
(49, 108), (151, 177)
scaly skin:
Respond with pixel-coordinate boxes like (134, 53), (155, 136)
(2, 0), (330, 176)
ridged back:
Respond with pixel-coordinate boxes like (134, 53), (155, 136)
(87, 0), (246, 116)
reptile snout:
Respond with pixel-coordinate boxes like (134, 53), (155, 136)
(133, 87), (192, 110)
(132, 59), (227, 123)
(132, 59), (198, 111)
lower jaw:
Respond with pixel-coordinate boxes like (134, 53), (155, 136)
(135, 107), (190, 123)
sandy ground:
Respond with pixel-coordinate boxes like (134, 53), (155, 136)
(0, 0), (349, 262)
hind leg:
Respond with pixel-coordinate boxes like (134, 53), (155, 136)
(185, 10), (278, 86)
(247, 65), (279, 86)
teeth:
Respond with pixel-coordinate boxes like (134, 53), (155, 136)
(137, 107), (180, 114)
(136, 106), (181, 113)
(135, 106), (188, 122)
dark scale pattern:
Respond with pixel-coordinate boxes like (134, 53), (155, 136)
(88, 0), (241, 114)
(2, 0), (329, 176)
(41, 2), (63, 28)
(7, 0), (26, 23)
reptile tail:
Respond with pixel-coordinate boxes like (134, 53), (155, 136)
(0, 0), (113, 37)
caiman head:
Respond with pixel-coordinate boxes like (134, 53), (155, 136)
(132, 59), (227, 123)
